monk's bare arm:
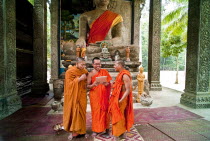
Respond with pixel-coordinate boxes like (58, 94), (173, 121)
(87, 72), (93, 89)
(87, 72), (99, 89)
(119, 74), (131, 103)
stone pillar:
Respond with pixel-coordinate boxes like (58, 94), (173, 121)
(180, 0), (210, 108)
(133, 0), (145, 45)
(0, 0), (21, 120)
(49, 0), (59, 83)
(32, 0), (49, 95)
(148, 0), (162, 91)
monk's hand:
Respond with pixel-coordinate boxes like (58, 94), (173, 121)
(92, 81), (99, 87)
(102, 82), (109, 86)
(119, 99), (123, 103)
(79, 74), (87, 82)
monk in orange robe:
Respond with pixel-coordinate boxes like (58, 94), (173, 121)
(87, 57), (112, 136)
(109, 60), (134, 140)
(63, 57), (88, 140)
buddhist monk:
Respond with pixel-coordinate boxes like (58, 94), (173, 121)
(87, 57), (112, 136)
(63, 57), (88, 140)
(109, 60), (134, 141)
(76, 0), (123, 47)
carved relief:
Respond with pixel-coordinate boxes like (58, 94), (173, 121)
(33, 0), (48, 81)
(50, 0), (59, 82)
(148, 0), (162, 90)
(0, 0), (4, 95)
(197, 0), (210, 92)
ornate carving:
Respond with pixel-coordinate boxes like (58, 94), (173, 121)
(197, 0), (210, 92)
(0, 0), (22, 120)
(148, 0), (162, 91)
(50, 0), (59, 83)
(32, 0), (49, 94)
(181, 92), (210, 108)
(183, 0), (210, 109)
(0, 0), (4, 96)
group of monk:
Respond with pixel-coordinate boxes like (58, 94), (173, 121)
(63, 57), (134, 141)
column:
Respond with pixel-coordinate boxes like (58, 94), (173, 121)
(49, 0), (59, 83)
(32, 0), (49, 95)
(133, 0), (145, 45)
(180, 0), (210, 108)
(0, 0), (21, 120)
(148, 0), (162, 91)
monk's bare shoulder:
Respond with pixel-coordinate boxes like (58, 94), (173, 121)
(123, 74), (130, 82)
(80, 10), (96, 19)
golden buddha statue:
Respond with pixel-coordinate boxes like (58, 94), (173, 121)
(136, 67), (145, 103)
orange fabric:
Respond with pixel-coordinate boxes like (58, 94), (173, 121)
(89, 69), (112, 133)
(112, 97), (127, 136)
(88, 10), (122, 44)
(108, 69), (134, 136)
(63, 66), (88, 134)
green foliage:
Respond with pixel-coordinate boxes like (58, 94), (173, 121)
(160, 0), (188, 71)
(27, 0), (34, 5)
(161, 34), (186, 58)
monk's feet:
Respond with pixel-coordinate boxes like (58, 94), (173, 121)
(68, 133), (79, 140)
(119, 133), (127, 140)
(91, 132), (99, 137)
(112, 136), (120, 141)
(101, 129), (110, 138)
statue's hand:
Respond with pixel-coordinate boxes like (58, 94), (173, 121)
(76, 38), (86, 47)
(95, 40), (113, 46)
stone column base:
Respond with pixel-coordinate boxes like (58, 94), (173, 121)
(180, 92), (210, 108)
(0, 94), (22, 120)
(149, 81), (162, 91)
(32, 82), (49, 96)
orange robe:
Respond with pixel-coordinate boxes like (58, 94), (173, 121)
(108, 70), (134, 137)
(89, 69), (112, 133)
(88, 10), (123, 44)
(63, 66), (88, 134)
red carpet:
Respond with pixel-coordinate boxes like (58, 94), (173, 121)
(0, 106), (203, 137)
(133, 106), (203, 124)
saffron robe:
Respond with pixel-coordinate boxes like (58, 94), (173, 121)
(63, 66), (88, 134)
(108, 69), (134, 136)
(89, 69), (112, 133)
(88, 10), (123, 44)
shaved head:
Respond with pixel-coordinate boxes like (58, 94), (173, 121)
(116, 60), (125, 67)
(76, 57), (85, 63)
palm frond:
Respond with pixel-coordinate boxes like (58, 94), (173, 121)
(170, 0), (188, 4)
(162, 6), (186, 25)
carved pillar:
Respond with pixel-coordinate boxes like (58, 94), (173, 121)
(49, 0), (59, 83)
(133, 0), (145, 45)
(148, 0), (162, 91)
(32, 0), (49, 95)
(0, 0), (21, 120)
(180, 0), (210, 108)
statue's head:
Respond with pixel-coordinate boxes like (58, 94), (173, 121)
(94, 0), (109, 7)
(140, 67), (144, 73)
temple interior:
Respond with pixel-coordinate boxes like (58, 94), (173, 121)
(0, 0), (210, 140)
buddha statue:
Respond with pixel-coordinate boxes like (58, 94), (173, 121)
(74, 0), (139, 62)
(76, 0), (123, 47)
(136, 67), (145, 103)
